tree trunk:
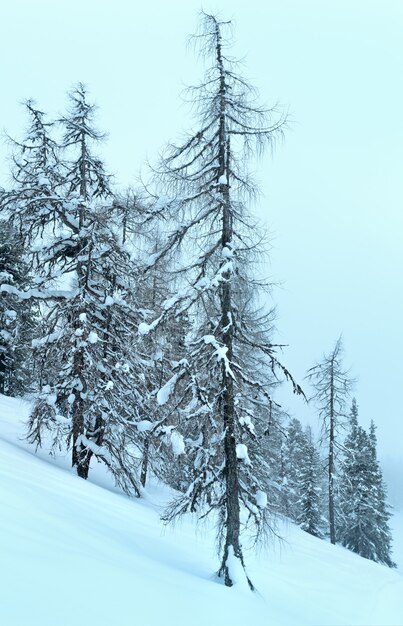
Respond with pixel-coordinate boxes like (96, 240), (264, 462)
(218, 366), (253, 590)
(71, 383), (89, 478)
(0, 352), (6, 395)
(215, 21), (252, 588)
(71, 135), (91, 480)
(140, 437), (149, 487)
(329, 363), (336, 544)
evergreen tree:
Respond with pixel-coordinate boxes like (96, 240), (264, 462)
(280, 417), (307, 521)
(296, 427), (324, 537)
(261, 401), (288, 517)
(338, 401), (395, 566)
(307, 337), (354, 544)
(142, 13), (300, 588)
(0, 222), (36, 395)
(368, 421), (395, 567)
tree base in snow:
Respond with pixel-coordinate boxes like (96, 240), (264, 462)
(218, 546), (254, 591)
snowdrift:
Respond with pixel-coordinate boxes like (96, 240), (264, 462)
(1, 395), (402, 626)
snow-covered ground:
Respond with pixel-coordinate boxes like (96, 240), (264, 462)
(1, 394), (402, 626)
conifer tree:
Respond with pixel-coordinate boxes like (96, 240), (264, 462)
(0, 222), (36, 395)
(368, 421), (395, 567)
(339, 401), (395, 566)
(296, 427), (324, 537)
(281, 417), (306, 520)
(142, 13), (300, 588)
(261, 401), (288, 517)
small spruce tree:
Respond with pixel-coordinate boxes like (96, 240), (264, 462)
(296, 427), (324, 537)
(338, 400), (395, 566)
(280, 417), (306, 521)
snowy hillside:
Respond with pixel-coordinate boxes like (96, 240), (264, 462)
(1, 394), (402, 626)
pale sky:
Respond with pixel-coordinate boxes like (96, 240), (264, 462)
(1, 0), (402, 489)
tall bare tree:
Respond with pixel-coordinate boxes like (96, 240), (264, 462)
(307, 337), (354, 544)
(142, 13), (300, 588)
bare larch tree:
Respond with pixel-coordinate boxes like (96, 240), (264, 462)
(142, 13), (301, 589)
(307, 336), (354, 544)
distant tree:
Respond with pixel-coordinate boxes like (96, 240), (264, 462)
(368, 421), (395, 567)
(338, 401), (395, 566)
(296, 426), (324, 537)
(280, 417), (307, 521)
(307, 337), (354, 544)
(0, 222), (36, 395)
(261, 402), (288, 517)
(142, 13), (299, 589)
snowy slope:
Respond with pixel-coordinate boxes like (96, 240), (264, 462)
(1, 395), (403, 626)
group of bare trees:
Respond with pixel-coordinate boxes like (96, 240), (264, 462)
(0, 14), (299, 588)
(0, 12), (394, 588)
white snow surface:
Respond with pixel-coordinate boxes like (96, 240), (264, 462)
(0, 394), (403, 626)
